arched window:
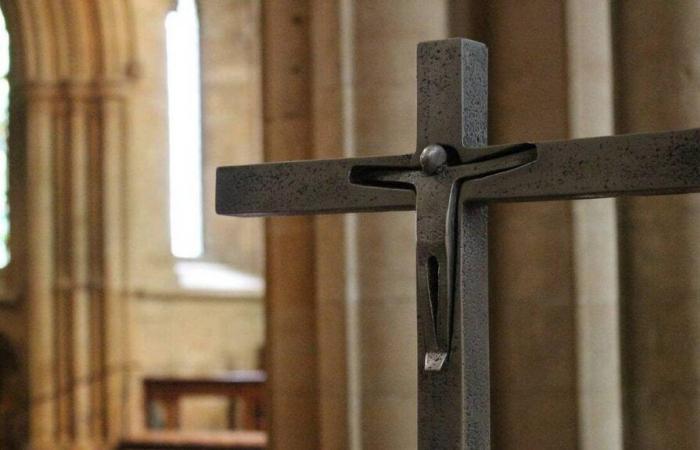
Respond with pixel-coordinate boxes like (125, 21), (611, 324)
(163, 0), (265, 293)
(0, 9), (10, 270)
(166, 0), (203, 259)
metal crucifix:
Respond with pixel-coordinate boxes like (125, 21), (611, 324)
(216, 38), (700, 449)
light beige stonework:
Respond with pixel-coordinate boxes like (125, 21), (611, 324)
(615, 1), (700, 448)
(0, 1), (270, 446)
(565, 1), (623, 449)
(126, 0), (267, 435)
(0, 0), (136, 448)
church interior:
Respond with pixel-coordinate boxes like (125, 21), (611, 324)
(0, 0), (698, 449)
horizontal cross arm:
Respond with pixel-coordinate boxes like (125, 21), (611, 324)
(461, 128), (700, 202)
(216, 154), (416, 216)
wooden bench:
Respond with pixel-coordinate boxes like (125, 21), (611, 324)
(119, 430), (267, 450)
(144, 370), (266, 430)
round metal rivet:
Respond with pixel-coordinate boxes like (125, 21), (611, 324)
(420, 144), (448, 175)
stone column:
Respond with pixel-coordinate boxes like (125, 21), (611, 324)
(10, 1), (135, 448)
(98, 81), (131, 444)
(310, 1), (349, 448)
(261, 1), (319, 449)
(23, 83), (57, 450)
(485, 1), (579, 448)
(614, 2), (700, 448)
(345, 2), (448, 448)
(60, 82), (94, 450)
(565, 1), (623, 449)
(30, 79), (130, 450)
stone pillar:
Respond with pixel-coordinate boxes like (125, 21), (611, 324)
(99, 82), (131, 443)
(485, 1), (579, 447)
(310, 1), (349, 448)
(614, 2), (700, 448)
(23, 84), (57, 450)
(345, 2), (448, 448)
(261, 1), (319, 449)
(60, 83), (93, 450)
(24, 79), (131, 450)
(565, 1), (623, 449)
(8, 1), (135, 448)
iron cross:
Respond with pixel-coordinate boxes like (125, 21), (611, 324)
(215, 39), (700, 449)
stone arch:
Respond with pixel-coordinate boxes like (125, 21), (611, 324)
(0, 1), (136, 448)
(0, 0), (135, 84)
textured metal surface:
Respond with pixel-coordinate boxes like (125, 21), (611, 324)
(215, 154), (415, 216)
(216, 128), (700, 217)
(215, 38), (700, 450)
(415, 39), (489, 450)
(462, 127), (700, 201)
(349, 142), (535, 373)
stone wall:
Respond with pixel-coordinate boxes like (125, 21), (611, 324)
(133, 294), (264, 429)
(126, 0), (266, 432)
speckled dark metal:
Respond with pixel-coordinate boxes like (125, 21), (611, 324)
(217, 127), (700, 217)
(416, 38), (490, 450)
(215, 154), (415, 216)
(461, 128), (700, 202)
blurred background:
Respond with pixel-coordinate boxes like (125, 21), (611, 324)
(0, 0), (698, 449)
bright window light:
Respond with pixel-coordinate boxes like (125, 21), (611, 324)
(0, 8), (10, 269)
(175, 260), (264, 294)
(166, 0), (204, 258)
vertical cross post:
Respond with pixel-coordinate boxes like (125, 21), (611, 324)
(416, 39), (490, 449)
